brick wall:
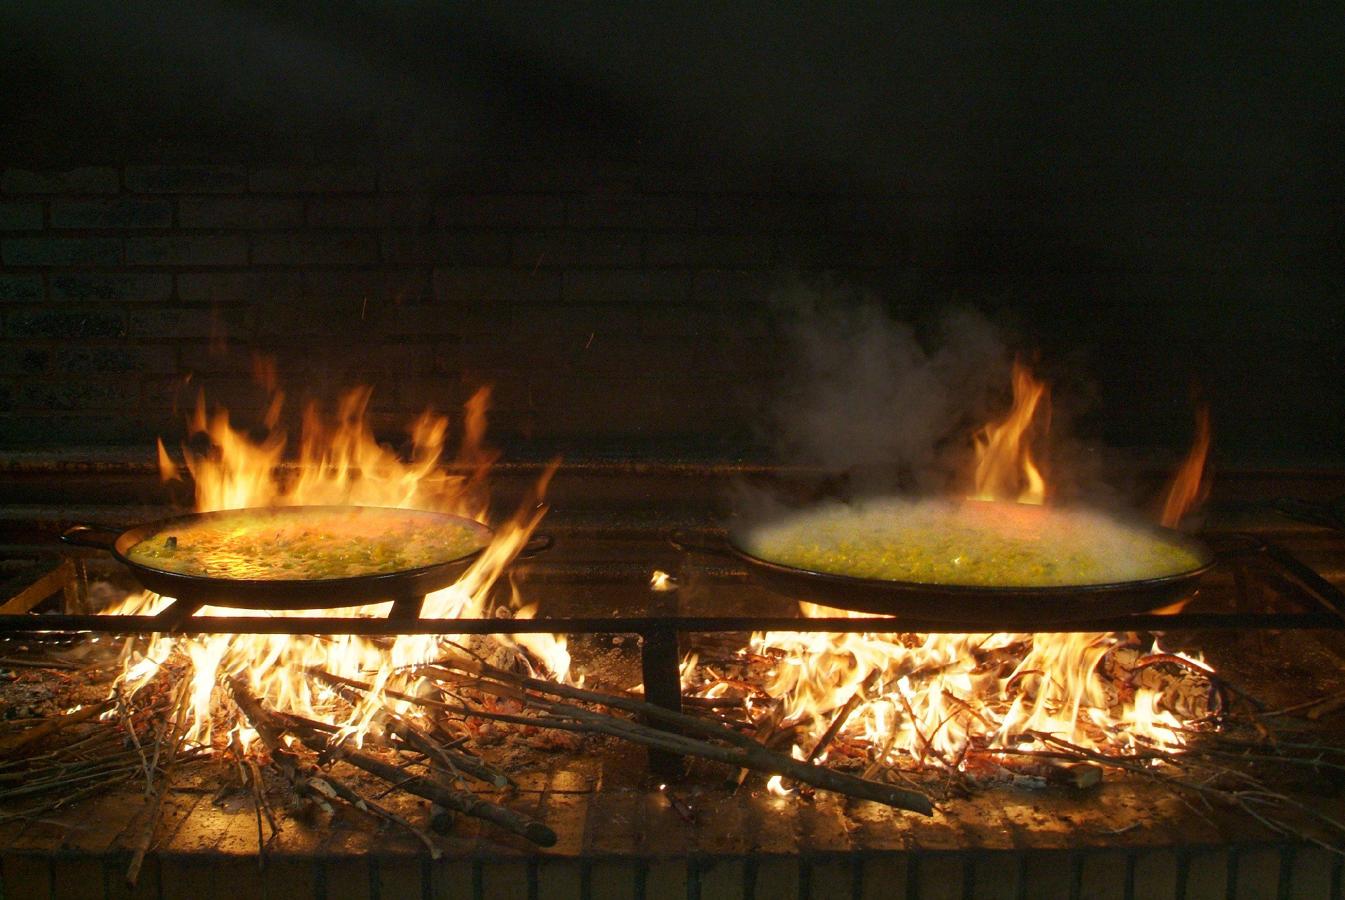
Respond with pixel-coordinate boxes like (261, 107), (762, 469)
(1, 160), (1341, 461)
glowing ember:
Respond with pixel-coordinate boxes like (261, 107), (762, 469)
(107, 383), (568, 751)
(649, 570), (677, 592)
(703, 362), (1214, 779)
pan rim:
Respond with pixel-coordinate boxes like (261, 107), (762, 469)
(727, 514), (1216, 598)
(114, 504), (493, 590)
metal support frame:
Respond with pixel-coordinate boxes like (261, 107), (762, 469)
(3, 534), (1343, 779)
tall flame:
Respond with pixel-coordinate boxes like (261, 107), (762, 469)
(719, 361), (1213, 787)
(1160, 406), (1211, 528)
(973, 361), (1049, 505)
(112, 383), (567, 749)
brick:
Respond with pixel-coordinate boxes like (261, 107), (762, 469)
(631, 304), (724, 340)
(563, 269), (691, 304)
(53, 344), (178, 375)
(179, 196), (303, 229)
(127, 306), (249, 340)
(1232, 847), (1282, 900)
(3, 237), (121, 266)
(125, 235), (247, 266)
(1019, 851), (1074, 898)
(692, 269), (777, 304)
(694, 857), (744, 899)
(437, 193), (565, 228)
(1181, 848), (1230, 900)
(433, 267), (560, 304)
(381, 231), (511, 265)
(6, 308), (125, 339)
(698, 195), (823, 231)
(913, 853), (965, 900)
(17, 378), (138, 411)
(1286, 848), (1335, 899)
(566, 193), (697, 229)
(645, 233), (772, 267)
(753, 856), (801, 898)
(776, 232), (897, 268)
(0, 344), (51, 376)
(248, 166), (376, 193)
(570, 335), (726, 374)
(2, 166), (119, 194)
(1078, 851), (1127, 900)
(425, 857), (475, 899)
(383, 303), (497, 339)
(0, 201), (43, 230)
(806, 857), (855, 900)
(513, 230), (642, 267)
(0, 275), (43, 302)
(643, 860), (688, 900)
(967, 852), (1020, 900)
(50, 198), (173, 229)
(536, 859), (582, 898)
(478, 860), (529, 898)
(306, 196), (431, 229)
(50, 273), (172, 302)
(374, 856), (424, 899)
(0, 411), (165, 445)
(0, 852), (51, 900)
(177, 271), (301, 302)
(641, 162), (776, 193)
(249, 232), (380, 265)
(510, 303), (642, 337)
(506, 158), (642, 192)
(320, 855), (373, 893)
(50, 853), (105, 899)
(1131, 849), (1178, 900)
(378, 163), (509, 193)
(102, 850), (161, 900)
(302, 268), (432, 302)
(124, 165), (248, 193)
(253, 296), (373, 337)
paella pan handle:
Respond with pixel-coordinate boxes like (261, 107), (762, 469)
(516, 533), (554, 559)
(667, 529), (735, 558)
(60, 524), (122, 551)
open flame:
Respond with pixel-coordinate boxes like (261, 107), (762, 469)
(973, 360), (1048, 505)
(108, 383), (568, 750)
(717, 362), (1213, 788)
(1160, 405), (1211, 528)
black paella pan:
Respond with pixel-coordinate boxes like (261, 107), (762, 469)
(62, 504), (551, 610)
(675, 509), (1215, 625)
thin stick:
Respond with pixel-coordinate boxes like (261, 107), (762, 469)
(361, 666), (933, 815)
(307, 775), (441, 859)
(807, 670), (880, 764)
(0, 699), (113, 756)
(126, 681), (189, 887)
(308, 670), (513, 788)
(230, 678), (556, 847)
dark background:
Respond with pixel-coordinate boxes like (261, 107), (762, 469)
(1, 3), (1341, 465)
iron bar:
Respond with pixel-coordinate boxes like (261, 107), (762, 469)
(0, 611), (1338, 637)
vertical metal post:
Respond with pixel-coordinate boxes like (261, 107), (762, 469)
(389, 593), (426, 622)
(639, 625), (685, 780)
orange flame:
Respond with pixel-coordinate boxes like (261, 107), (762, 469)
(1160, 406), (1211, 528)
(713, 360), (1213, 778)
(973, 361), (1049, 505)
(109, 382), (566, 749)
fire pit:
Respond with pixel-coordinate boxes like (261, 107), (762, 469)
(1, 378), (1344, 899)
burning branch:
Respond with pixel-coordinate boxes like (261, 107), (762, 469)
(365, 656), (934, 815)
(228, 677), (555, 847)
